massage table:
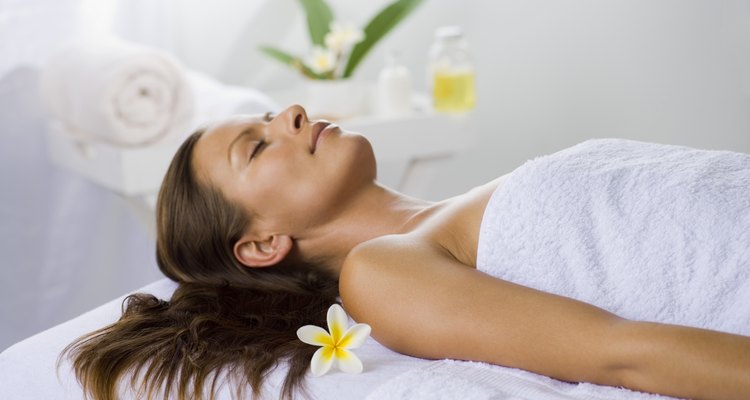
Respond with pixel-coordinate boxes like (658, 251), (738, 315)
(0, 277), (677, 400)
(0, 103), (683, 399)
(0, 116), (680, 400)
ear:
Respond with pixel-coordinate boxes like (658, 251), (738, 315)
(233, 234), (293, 268)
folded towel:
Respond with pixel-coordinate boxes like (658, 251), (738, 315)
(39, 38), (195, 146)
(477, 138), (750, 335)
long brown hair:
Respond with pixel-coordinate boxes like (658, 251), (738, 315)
(60, 128), (340, 399)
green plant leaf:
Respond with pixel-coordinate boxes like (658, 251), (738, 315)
(343, 0), (424, 78)
(259, 46), (296, 66)
(298, 0), (335, 46)
(258, 46), (328, 79)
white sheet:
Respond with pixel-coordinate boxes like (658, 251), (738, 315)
(367, 360), (677, 400)
(0, 277), (688, 400)
(0, 279), (432, 400)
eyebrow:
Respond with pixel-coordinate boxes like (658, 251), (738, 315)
(227, 126), (256, 166)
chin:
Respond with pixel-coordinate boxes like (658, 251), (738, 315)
(350, 132), (378, 180)
(330, 130), (377, 185)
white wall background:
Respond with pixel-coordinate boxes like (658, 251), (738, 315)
(165, 0), (750, 199)
(455, 0), (750, 200)
(1, 0), (749, 351)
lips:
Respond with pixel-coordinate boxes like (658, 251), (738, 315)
(310, 121), (331, 154)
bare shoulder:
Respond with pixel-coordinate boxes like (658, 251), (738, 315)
(338, 233), (456, 350)
(339, 234), (440, 301)
(336, 173), (509, 351)
(339, 233), (631, 386)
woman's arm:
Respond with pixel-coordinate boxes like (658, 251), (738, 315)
(616, 321), (750, 399)
(339, 236), (750, 400)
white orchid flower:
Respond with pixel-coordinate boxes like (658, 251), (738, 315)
(297, 304), (371, 376)
(306, 46), (337, 74)
(324, 21), (365, 54)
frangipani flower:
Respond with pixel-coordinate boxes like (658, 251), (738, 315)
(324, 21), (365, 54)
(297, 304), (371, 376)
(306, 46), (337, 74)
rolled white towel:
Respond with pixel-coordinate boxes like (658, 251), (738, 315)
(39, 37), (195, 147)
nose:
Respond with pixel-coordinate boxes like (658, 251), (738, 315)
(278, 104), (307, 135)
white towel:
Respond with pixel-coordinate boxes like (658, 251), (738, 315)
(367, 359), (676, 400)
(370, 139), (749, 400)
(476, 138), (750, 334)
(39, 38), (195, 146)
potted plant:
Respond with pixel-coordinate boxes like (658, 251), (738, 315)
(259, 0), (423, 119)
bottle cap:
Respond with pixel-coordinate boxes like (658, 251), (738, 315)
(435, 26), (463, 40)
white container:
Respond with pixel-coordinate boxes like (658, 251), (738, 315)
(305, 78), (369, 120)
(377, 51), (412, 117)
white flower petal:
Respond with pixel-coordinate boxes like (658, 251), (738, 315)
(327, 304), (349, 344)
(325, 21), (364, 52)
(310, 346), (335, 377)
(324, 33), (341, 52)
(297, 325), (333, 347)
(339, 22), (357, 33)
(335, 348), (363, 374)
(338, 323), (371, 349)
(306, 46), (336, 74)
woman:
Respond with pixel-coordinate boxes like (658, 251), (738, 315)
(64, 104), (750, 400)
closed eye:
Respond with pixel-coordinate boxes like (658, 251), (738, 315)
(248, 112), (273, 162)
(249, 139), (266, 161)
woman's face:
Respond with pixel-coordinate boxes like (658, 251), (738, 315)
(192, 104), (376, 238)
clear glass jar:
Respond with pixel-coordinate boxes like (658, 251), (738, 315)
(428, 26), (476, 113)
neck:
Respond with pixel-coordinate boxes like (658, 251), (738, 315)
(296, 182), (439, 278)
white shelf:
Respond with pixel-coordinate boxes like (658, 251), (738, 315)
(46, 97), (476, 200)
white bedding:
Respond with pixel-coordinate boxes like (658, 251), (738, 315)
(0, 279), (431, 400)
(0, 278), (681, 399)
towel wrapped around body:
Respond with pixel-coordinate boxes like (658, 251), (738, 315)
(39, 38), (194, 146)
(369, 139), (749, 400)
(477, 138), (750, 335)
